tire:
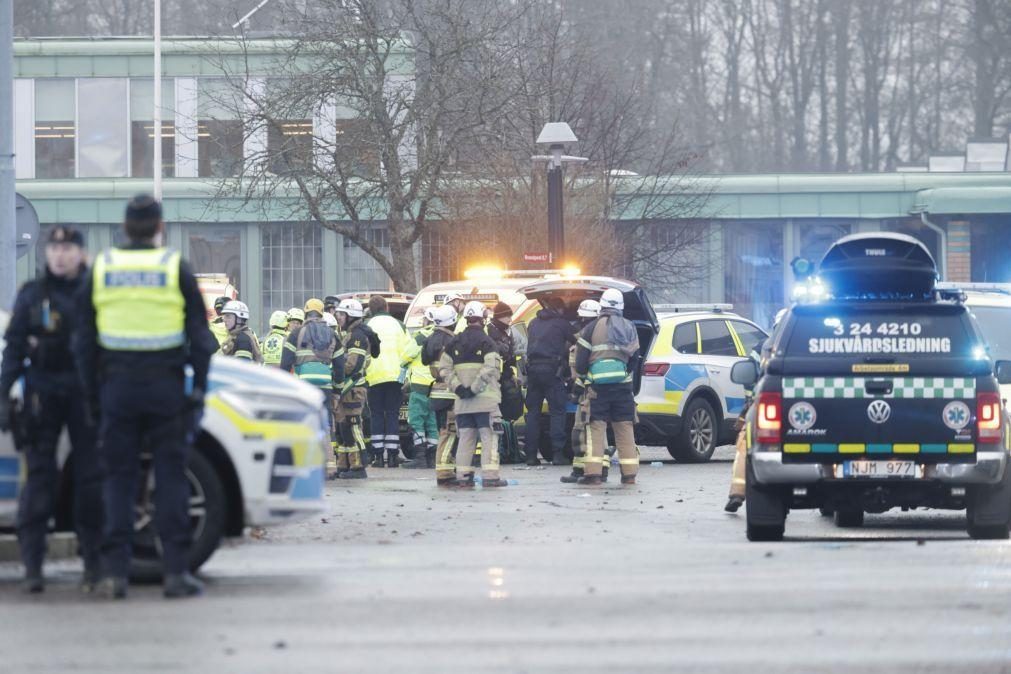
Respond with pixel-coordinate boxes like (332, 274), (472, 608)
(745, 457), (785, 542)
(833, 508), (864, 528)
(669, 398), (718, 463)
(818, 506), (834, 518)
(129, 450), (227, 583)
(966, 466), (1011, 540)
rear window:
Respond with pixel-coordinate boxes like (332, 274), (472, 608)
(784, 306), (979, 359)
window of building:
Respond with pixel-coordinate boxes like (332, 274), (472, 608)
(342, 227), (392, 291)
(130, 78), (175, 178)
(198, 79), (244, 178)
(188, 227), (242, 296)
(34, 79), (75, 178)
(261, 222), (324, 324)
(730, 320), (767, 356)
(673, 322), (697, 354)
(333, 118), (379, 177)
(267, 119), (313, 175)
(77, 78), (129, 177)
(724, 220), (783, 329)
(421, 228), (459, 286)
(698, 320), (738, 356)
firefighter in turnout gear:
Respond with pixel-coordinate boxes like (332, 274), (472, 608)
(286, 308), (305, 334)
(401, 308), (438, 469)
(438, 301), (508, 488)
(220, 301), (263, 364)
(280, 298), (342, 466)
(425, 305), (460, 486)
(561, 299), (606, 484)
(574, 288), (641, 485)
(0, 226), (103, 594)
(75, 195), (216, 599)
(260, 311), (289, 367)
(333, 298), (376, 479)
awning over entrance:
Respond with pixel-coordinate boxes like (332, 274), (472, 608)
(911, 187), (1011, 216)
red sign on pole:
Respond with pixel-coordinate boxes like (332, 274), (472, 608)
(523, 252), (551, 264)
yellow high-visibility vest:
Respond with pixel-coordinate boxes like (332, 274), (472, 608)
(92, 247), (185, 351)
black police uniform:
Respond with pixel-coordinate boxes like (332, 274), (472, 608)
(75, 242), (216, 583)
(523, 307), (575, 463)
(0, 254), (103, 584)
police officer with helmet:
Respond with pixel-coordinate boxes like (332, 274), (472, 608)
(75, 194), (216, 599)
(0, 226), (103, 594)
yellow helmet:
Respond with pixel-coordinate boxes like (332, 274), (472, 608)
(269, 310), (289, 329)
(304, 298), (325, 315)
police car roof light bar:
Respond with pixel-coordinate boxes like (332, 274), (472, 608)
(653, 303), (734, 313)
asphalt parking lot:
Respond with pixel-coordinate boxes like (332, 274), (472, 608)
(3, 445), (1011, 674)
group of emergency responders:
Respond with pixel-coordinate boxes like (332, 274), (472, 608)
(208, 286), (645, 489)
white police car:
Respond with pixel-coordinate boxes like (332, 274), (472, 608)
(637, 305), (768, 462)
(0, 346), (328, 580)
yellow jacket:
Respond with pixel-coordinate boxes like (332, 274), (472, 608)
(402, 325), (435, 388)
(365, 312), (410, 386)
(209, 317), (228, 346)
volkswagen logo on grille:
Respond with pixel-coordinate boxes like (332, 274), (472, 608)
(867, 400), (891, 424)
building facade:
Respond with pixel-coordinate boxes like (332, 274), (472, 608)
(12, 38), (1011, 333)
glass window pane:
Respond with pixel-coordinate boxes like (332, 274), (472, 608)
(35, 79), (75, 178)
(259, 222), (324, 333)
(731, 321), (767, 357)
(198, 78), (241, 120)
(78, 78), (129, 177)
(698, 320), (737, 356)
(724, 221), (783, 329)
(188, 227), (242, 295)
(673, 322), (697, 354)
(129, 78), (175, 121)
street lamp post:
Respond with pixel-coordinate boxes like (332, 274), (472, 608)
(533, 122), (586, 267)
(0, 0), (15, 306)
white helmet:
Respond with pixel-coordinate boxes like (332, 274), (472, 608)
(434, 305), (458, 327)
(323, 312), (338, 328)
(462, 301), (486, 320)
(336, 298), (364, 318)
(600, 288), (624, 312)
(423, 307), (436, 323)
(443, 292), (464, 305)
(222, 300), (250, 321)
(577, 299), (601, 318)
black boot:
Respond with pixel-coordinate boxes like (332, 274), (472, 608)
(370, 448), (385, 468)
(425, 446), (437, 469)
(437, 475), (457, 488)
(97, 576), (129, 600)
(401, 451), (428, 469)
(81, 557), (102, 594)
(452, 474), (476, 489)
(576, 474), (603, 486)
(560, 466), (584, 483)
(338, 467), (368, 479)
(602, 464), (609, 483)
(164, 572), (204, 599)
(23, 567), (43, 594)
(620, 474), (636, 485)
(525, 451), (541, 467)
(551, 452), (570, 466)
(724, 495), (744, 513)
(387, 448), (401, 468)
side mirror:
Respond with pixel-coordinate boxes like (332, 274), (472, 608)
(996, 360), (1011, 386)
(730, 359), (759, 387)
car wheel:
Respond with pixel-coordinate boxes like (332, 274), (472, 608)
(745, 457), (785, 542)
(833, 508), (864, 528)
(966, 467), (1011, 540)
(670, 398), (718, 463)
(129, 450), (227, 583)
(818, 506), (834, 517)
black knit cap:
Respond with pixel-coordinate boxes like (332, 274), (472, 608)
(493, 301), (512, 319)
(45, 226), (84, 247)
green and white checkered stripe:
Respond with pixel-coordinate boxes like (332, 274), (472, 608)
(783, 377), (975, 399)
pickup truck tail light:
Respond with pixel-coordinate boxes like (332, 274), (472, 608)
(642, 362), (670, 377)
(756, 392), (782, 443)
(977, 392), (1002, 442)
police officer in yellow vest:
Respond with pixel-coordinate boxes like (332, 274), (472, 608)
(364, 295), (410, 467)
(261, 311), (289, 367)
(75, 195), (216, 599)
(573, 288), (641, 486)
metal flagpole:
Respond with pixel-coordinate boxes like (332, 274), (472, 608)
(153, 0), (162, 201)
(0, 0), (16, 306)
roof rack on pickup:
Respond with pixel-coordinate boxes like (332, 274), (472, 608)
(653, 303), (734, 313)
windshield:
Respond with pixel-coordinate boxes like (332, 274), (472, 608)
(968, 306), (1011, 361)
(784, 306), (979, 360)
